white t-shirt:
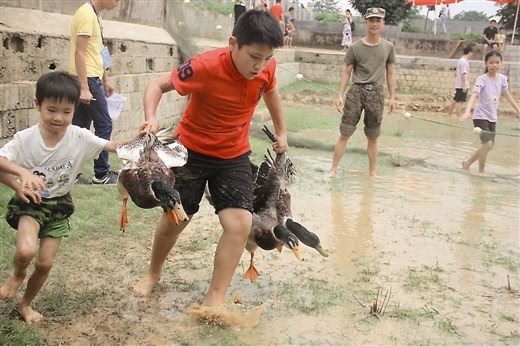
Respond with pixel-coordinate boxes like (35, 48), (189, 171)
(0, 124), (107, 198)
(455, 56), (470, 89)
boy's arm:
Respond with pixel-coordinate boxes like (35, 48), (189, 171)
(0, 171), (43, 204)
(103, 122), (149, 152)
(460, 92), (478, 121)
(262, 89), (288, 154)
(75, 35), (94, 104)
(143, 73), (175, 133)
(0, 157), (46, 191)
(336, 64), (354, 113)
(503, 90), (520, 118)
(386, 63), (396, 115)
(461, 72), (468, 93)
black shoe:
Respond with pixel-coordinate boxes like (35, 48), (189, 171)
(92, 171), (118, 185)
(75, 173), (92, 185)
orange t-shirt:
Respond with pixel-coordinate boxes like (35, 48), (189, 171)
(270, 5), (284, 21)
(171, 47), (277, 159)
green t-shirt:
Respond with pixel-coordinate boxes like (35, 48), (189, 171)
(344, 38), (396, 86)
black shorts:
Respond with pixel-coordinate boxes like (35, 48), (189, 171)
(473, 119), (496, 144)
(453, 88), (467, 102)
(171, 149), (254, 215)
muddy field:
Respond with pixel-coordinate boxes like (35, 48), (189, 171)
(1, 88), (519, 345)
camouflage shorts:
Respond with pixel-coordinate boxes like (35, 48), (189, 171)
(6, 192), (75, 238)
(340, 84), (385, 139)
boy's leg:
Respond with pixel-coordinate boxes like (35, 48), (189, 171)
(455, 101), (463, 118)
(447, 99), (456, 116)
(18, 235), (61, 324)
(0, 216), (39, 300)
(133, 213), (192, 296)
(367, 137), (378, 177)
(482, 44), (488, 60)
(203, 207), (250, 307)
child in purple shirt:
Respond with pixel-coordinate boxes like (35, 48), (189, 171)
(460, 50), (520, 174)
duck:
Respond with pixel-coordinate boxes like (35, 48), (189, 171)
(255, 128), (329, 258)
(275, 187), (329, 258)
(243, 148), (302, 282)
(116, 126), (190, 232)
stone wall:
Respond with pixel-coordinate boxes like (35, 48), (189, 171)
(0, 0), (166, 27)
(297, 51), (519, 96)
(0, 7), (299, 146)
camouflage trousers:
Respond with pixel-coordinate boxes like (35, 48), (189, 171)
(340, 83), (385, 139)
(6, 192), (74, 238)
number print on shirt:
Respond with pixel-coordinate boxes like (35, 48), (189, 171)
(177, 59), (194, 81)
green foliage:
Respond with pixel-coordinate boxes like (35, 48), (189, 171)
(496, 3), (520, 33)
(313, 0), (341, 14)
(450, 32), (483, 44)
(190, 0), (234, 17)
(314, 11), (342, 22)
(408, 7), (425, 20)
(453, 10), (490, 22)
(350, 0), (413, 26)
(402, 24), (428, 33)
(0, 313), (46, 346)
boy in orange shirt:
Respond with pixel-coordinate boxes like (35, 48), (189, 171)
(270, 0), (285, 34)
(133, 10), (288, 307)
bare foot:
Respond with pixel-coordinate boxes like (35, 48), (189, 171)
(0, 275), (25, 299)
(132, 274), (159, 297)
(19, 303), (43, 324)
(461, 161), (469, 170)
(324, 170), (337, 178)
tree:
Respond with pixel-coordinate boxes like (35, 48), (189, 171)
(496, 3), (519, 34)
(408, 7), (425, 20)
(452, 11), (490, 21)
(349, 0), (413, 26)
(313, 0), (341, 14)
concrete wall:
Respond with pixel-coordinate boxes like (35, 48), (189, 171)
(0, 0), (166, 27)
(0, 6), (299, 146)
(297, 51), (519, 95)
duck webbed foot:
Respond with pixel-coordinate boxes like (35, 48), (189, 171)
(243, 252), (260, 282)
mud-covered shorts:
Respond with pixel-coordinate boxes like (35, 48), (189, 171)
(340, 83), (385, 139)
(473, 119), (496, 144)
(6, 192), (75, 238)
(172, 149), (254, 215)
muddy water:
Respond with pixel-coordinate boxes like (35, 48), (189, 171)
(219, 112), (520, 344)
(112, 111), (520, 344)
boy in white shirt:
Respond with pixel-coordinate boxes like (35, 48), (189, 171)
(0, 71), (147, 324)
(447, 46), (473, 118)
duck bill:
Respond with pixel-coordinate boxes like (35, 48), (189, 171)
(315, 244), (329, 257)
(291, 245), (303, 261)
(173, 203), (189, 222)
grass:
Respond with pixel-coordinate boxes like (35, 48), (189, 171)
(274, 279), (346, 314)
(1, 84), (519, 344)
(403, 266), (446, 292)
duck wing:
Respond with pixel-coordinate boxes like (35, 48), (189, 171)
(116, 136), (148, 168)
(154, 139), (187, 168)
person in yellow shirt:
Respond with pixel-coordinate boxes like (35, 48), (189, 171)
(496, 27), (506, 52)
(68, 0), (120, 185)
